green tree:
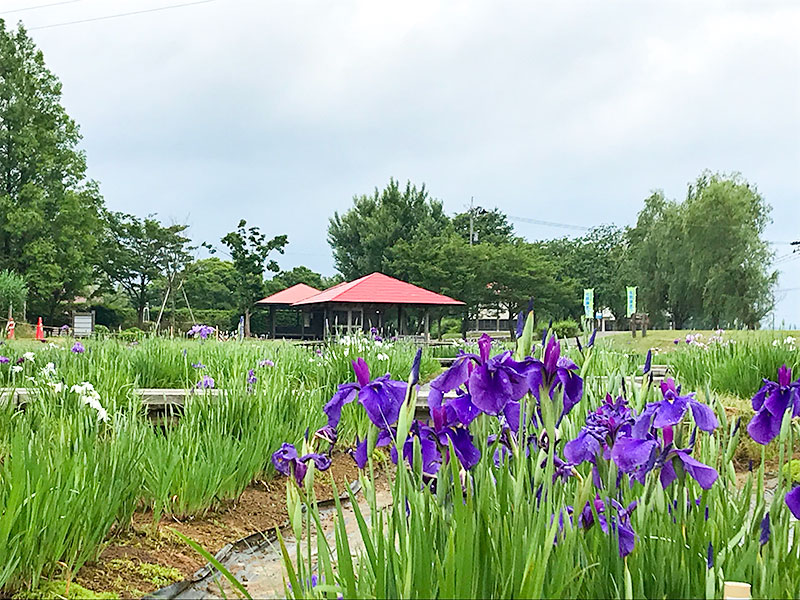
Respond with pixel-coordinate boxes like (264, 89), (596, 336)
(270, 265), (325, 292)
(219, 220), (287, 337)
(540, 225), (629, 321)
(100, 212), (194, 326)
(0, 22), (105, 320)
(683, 172), (775, 328)
(627, 173), (775, 329)
(452, 206), (516, 245)
(182, 258), (238, 311)
(328, 179), (451, 279)
(0, 269), (26, 319)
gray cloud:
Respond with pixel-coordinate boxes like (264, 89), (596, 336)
(7, 0), (799, 325)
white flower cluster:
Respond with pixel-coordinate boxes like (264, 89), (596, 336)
(377, 353), (390, 361)
(772, 336), (797, 351)
(71, 382), (109, 422)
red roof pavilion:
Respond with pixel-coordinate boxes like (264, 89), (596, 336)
(256, 283), (321, 306)
(291, 272), (464, 307)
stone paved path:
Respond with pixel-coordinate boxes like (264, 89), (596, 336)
(174, 488), (393, 599)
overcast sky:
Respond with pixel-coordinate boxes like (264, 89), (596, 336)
(3, 0), (799, 326)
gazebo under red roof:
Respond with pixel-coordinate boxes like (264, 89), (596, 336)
(257, 273), (464, 339)
(292, 273), (463, 307)
(256, 283), (321, 306)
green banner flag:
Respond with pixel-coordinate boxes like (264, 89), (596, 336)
(626, 286), (637, 318)
(583, 288), (594, 319)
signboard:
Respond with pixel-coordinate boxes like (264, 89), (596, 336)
(72, 312), (94, 337)
(583, 288), (594, 319)
(626, 287), (637, 318)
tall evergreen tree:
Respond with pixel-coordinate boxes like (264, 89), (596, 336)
(0, 22), (105, 319)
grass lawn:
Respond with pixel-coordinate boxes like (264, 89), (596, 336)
(597, 329), (799, 355)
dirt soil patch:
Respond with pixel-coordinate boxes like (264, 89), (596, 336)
(76, 454), (363, 598)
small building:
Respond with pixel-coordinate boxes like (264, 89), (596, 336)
(258, 273), (465, 340)
(256, 283), (321, 339)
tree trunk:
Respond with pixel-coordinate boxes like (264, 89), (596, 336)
(244, 308), (251, 338)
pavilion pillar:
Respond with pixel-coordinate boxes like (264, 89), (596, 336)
(424, 308), (430, 343)
(398, 305), (404, 336)
(270, 307), (276, 339)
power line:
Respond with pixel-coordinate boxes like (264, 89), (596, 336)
(0, 0), (84, 15)
(507, 215), (591, 232)
(28, 0), (220, 30)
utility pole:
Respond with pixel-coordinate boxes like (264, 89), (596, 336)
(469, 196), (474, 246)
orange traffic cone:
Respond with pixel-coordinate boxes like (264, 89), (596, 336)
(35, 317), (45, 341)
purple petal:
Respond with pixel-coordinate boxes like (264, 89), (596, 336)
(442, 427), (481, 470)
(430, 356), (474, 393)
(751, 383), (771, 411)
(469, 363), (512, 415)
(660, 459), (677, 488)
(427, 386), (444, 409)
(764, 386), (791, 417)
(747, 408), (782, 445)
(660, 378), (678, 396)
(615, 520), (636, 558)
(632, 404), (657, 438)
(610, 437), (657, 473)
(271, 443), (299, 477)
(543, 336), (561, 373)
(564, 430), (600, 465)
(689, 400), (719, 432)
(359, 379), (405, 429)
(555, 368), (583, 418)
(323, 383), (359, 428)
(652, 394), (688, 428)
(449, 392), (481, 426)
(300, 452), (332, 471)
(478, 334), (492, 363)
(675, 450), (718, 489)
(778, 364), (792, 388)
(785, 486), (800, 519)
(527, 363), (545, 400)
(503, 401), (521, 433)
(760, 512), (771, 545)
(352, 358), (371, 388)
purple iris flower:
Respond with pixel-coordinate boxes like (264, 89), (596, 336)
(323, 358), (407, 429)
(515, 311), (524, 339)
(0, 356), (8, 364)
(191, 362), (206, 369)
(760, 512), (771, 545)
(587, 329), (597, 348)
(314, 424), (337, 448)
(575, 496), (637, 557)
(564, 394), (635, 466)
(428, 399), (481, 470)
(271, 443), (332, 485)
(196, 375), (215, 389)
(247, 369), (257, 385)
(633, 378), (718, 435)
(259, 358), (275, 367)
(707, 542), (714, 569)
(429, 334), (531, 417)
(391, 421), (444, 477)
(643, 350), (652, 375)
(352, 428), (395, 469)
(409, 348), (422, 387)
(610, 433), (718, 490)
(747, 365), (800, 445)
(785, 486), (800, 520)
(188, 324), (214, 339)
(71, 341), (85, 354)
(527, 335), (584, 425)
